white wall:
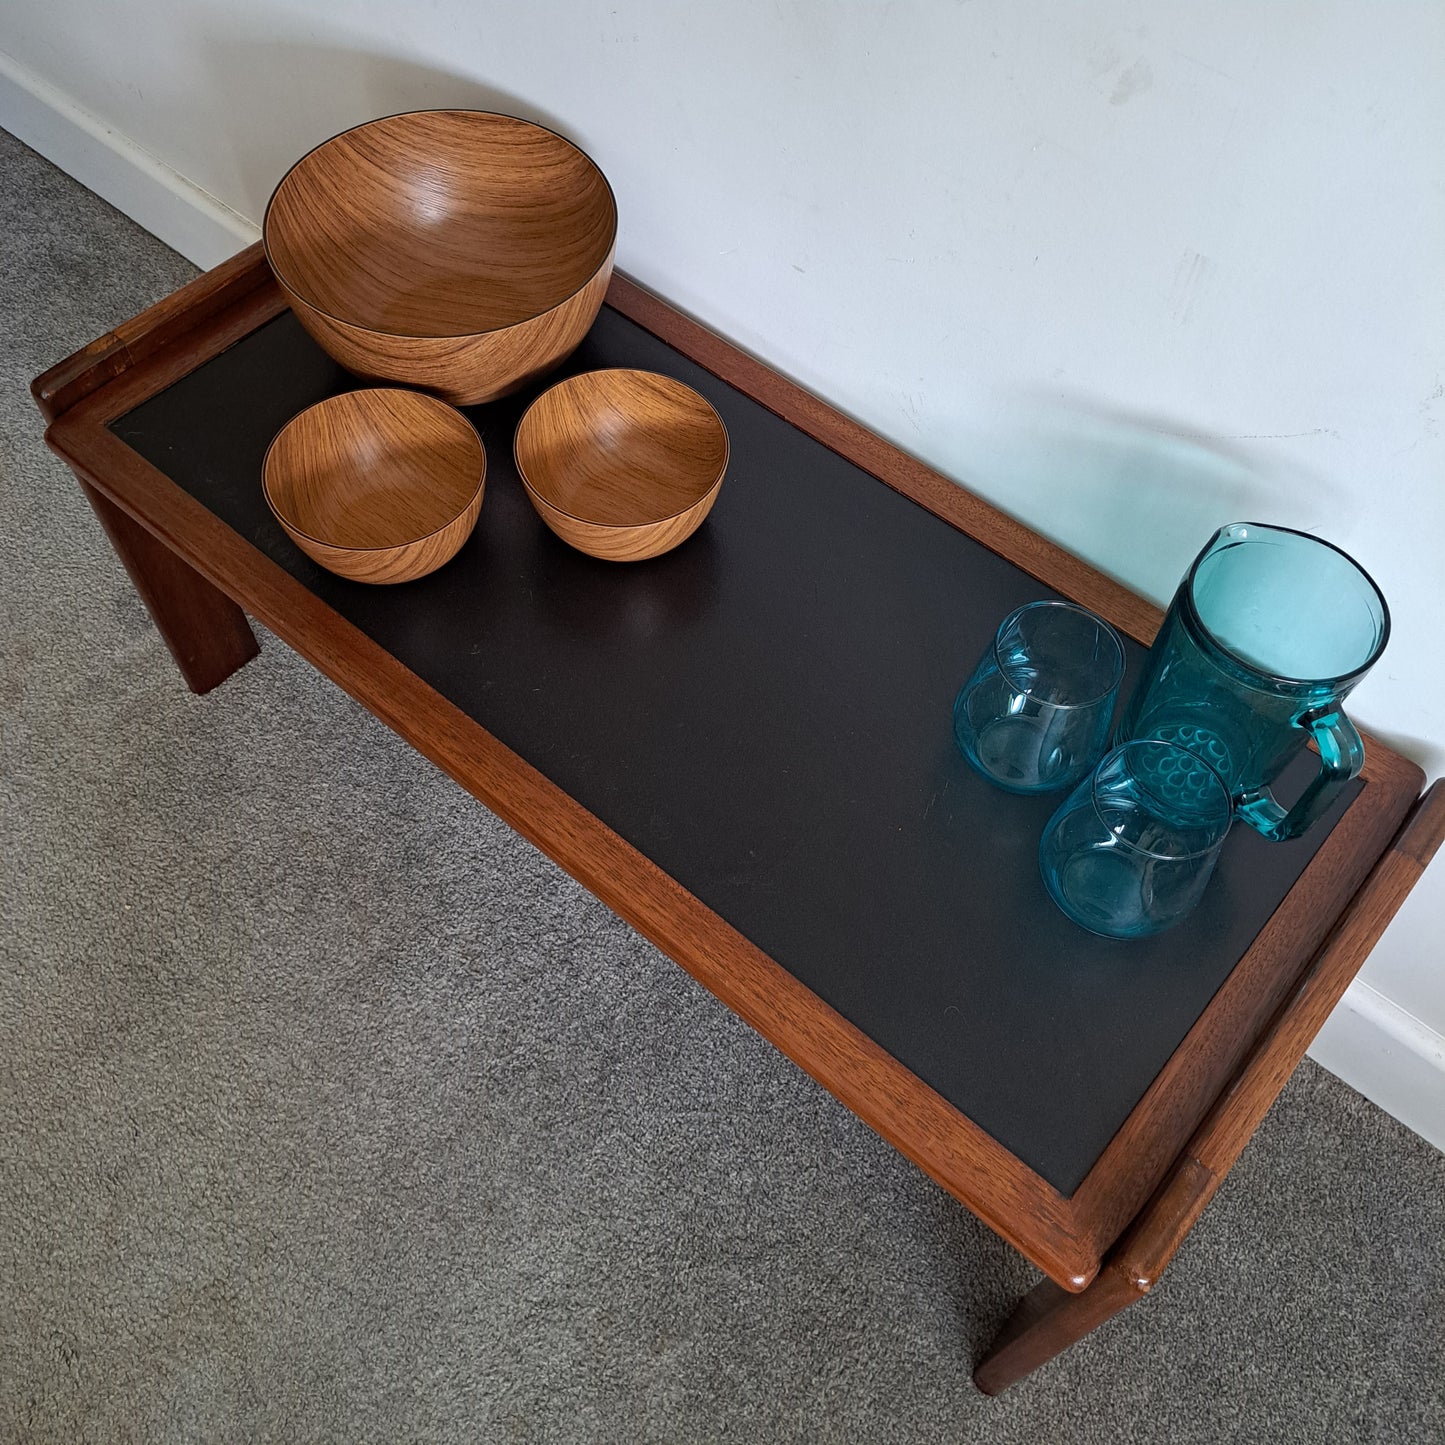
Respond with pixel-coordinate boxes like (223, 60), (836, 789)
(4, 1), (1443, 1141)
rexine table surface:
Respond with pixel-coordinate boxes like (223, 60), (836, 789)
(113, 303), (1344, 1195)
(38, 252), (1426, 1316)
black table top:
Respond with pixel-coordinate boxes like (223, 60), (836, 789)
(112, 305), (1346, 1195)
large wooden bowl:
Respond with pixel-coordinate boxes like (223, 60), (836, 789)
(514, 369), (729, 562)
(263, 111), (617, 405)
(262, 388), (486, 584)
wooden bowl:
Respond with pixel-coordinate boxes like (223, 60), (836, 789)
(263, 110), (617, 405)
(514, 369), (729, 562)
(262, 389), (486, 584)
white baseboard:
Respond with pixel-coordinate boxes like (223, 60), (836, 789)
(0, 46), (258, 270)
(3, 44), (1442, 1157)
(1308, 981), (1445, 1152)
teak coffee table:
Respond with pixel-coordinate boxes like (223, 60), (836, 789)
(34, 245), (1444, 1394)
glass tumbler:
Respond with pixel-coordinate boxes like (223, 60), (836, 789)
(952, 600), (1125, 794)
(1039, 740), (1233, 939)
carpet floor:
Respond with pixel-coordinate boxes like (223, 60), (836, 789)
(3, 126), (1444, 1444)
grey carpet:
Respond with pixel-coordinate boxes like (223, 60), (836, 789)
(3, 125), (1443, 1444)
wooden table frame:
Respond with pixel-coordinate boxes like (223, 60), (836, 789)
(33, 243), (1442, 1394)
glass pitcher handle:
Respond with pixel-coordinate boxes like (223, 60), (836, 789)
(1235, 708), (1365, 842)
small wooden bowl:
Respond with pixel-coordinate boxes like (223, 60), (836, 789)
(262, 389), (486, 584)
(514, 369), (729, 562)
(263, 110), (617, 405)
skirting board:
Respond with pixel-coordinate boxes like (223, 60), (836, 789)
(4, 46), (1443, 1157)
(0, 46), (258, 272)
(1308, 982), (1445, 1153)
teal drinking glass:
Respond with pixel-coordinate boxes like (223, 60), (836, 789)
(953, 600), (1125, 794)
(1040, 740), (1233, 938)
(1116, 523), (1389, 842)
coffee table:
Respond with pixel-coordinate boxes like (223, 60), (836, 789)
(34, 244), (1443, 1393)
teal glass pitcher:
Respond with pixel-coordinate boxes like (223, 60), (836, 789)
(1116, 523), (1389, 842)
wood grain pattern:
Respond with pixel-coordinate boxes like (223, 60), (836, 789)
(264, 111), (617, 405)
(605, 275), (1165, 644)
(77, 476), (260, 693)
(1065, 738), (1421, 1263)
(262, 389), (485, 584)
(973, 1268), (1145, 1396)
(514, 368), (728, 561)
(30, 242), (274, 426)
(1184, 778), (1445, 1186)
(973, 1159), (1213, 1395)
(47, 391), (1098, 1292)
(34, 250), (1433, 1303)
(975, 781), (1445, 1393)
(605, 276), (1427, 1269)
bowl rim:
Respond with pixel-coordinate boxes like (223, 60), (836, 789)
(513, 367), (731, 529)
(262, 108), (619, 342)
(262, 387), (487, 553)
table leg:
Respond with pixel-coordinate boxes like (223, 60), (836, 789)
(973, 1265), (1144, 1395)
(78, 476), (259, 694)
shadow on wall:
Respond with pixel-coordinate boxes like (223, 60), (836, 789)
(955, 403), (1443, 772)
(174, 15), (1441, 780)
(1349, 724), (1445, 781)
(197, 29), (577, 221)
(957, 394), (1353, 607)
